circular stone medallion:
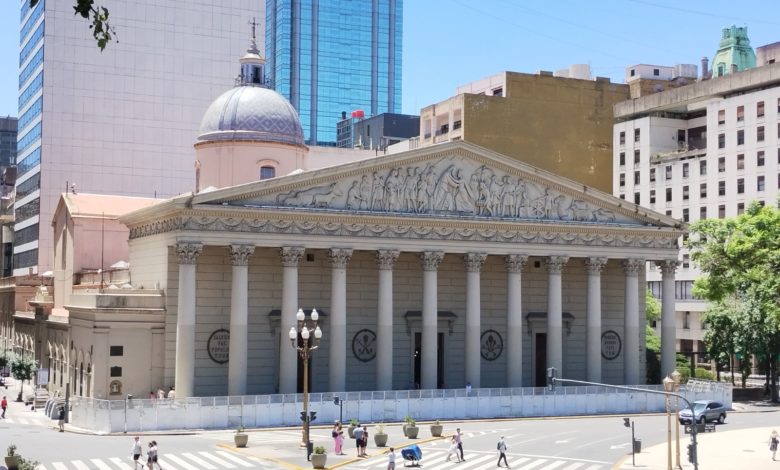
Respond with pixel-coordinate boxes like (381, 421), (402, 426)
(601, 330), (622, 360)
(352, 329), (377, 362)
(480, 329), (503, 361)
(207, 329), (230, 364)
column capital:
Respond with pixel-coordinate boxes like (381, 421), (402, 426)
(176, 242), (203, 265)
(419, 251), (444, 271)
(464, 253), (487, 272)
(229, 244), (255, 266)
(545, 255), (569, 274)
(623, 258), (645, 275)
(585, 257), (608, 274)
(656, 259), (680, 276)
(505, 254), (529, 273)
(376, 249), (400, 270)
(279, 246), (305, 267)
(329, 248), (354, 268)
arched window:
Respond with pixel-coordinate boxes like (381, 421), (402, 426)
(260, 166), (276, 180)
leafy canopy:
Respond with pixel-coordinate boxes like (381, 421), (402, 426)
(29, 0), (115, 50)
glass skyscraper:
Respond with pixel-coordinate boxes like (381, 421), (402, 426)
(266, 0), (402, 146)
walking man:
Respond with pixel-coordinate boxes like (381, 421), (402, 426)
(354, 424), (365, 458)
(57, 406), (65, 432)
(387, 447), (395, 470)
(131, 436), (143, 470)
(1, 395), (7, 419)
(497, 436), (509, 467)
(455, 428), (465, 461)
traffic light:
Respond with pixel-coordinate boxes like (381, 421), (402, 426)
(300, 411), (307, 422)
(623, 417), (631, 428)
(546, 367), (557, 391)
(333, 397), (341, 406)
(309, 411), (317, 422)
(687, 443), (697, 463)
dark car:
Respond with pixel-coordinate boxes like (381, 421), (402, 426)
(678, 399), (727, 424)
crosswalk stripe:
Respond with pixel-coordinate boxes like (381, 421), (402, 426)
(584, 465), (602, 470)
(181, 452), (218, 470)
(537, 461), (568, 470)
(38, 465), (49, 470)
(198, 451), (236, 468)
(516, 459), (549, 470)
(561, 462), (585, 470)
(52, 463), (69, 470)
(164, 455), (200, 470)
(215, 451), (255, 467)
(423, 453), (494, 470)
(109, 457), (134, 469)
(72, 460), (91, 470)
(89, 458), (115, 470)
(155, 458), (179, 470)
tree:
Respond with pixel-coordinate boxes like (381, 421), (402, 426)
(28, 0), (115, 50)
(701, 302), (738, 384)
(689, 201), (780, 400)
(645, 289), (662, 384)
(9, 352), (37, 403)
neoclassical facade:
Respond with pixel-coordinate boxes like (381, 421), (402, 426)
(121, 141), (684, 397)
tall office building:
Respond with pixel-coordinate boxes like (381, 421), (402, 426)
(16, 0), (263, 275)
(265, 0), (402, 146)
(0, 118), (17, 168)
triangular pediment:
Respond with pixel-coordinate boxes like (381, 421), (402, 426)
(192, 141), (681, 229)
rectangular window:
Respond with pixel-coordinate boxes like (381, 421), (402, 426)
(620, 193), (625, 199)
(757, 101), (765, 118)
(619, 152), (625, 166)
(718, 133), (725, 149)
(683, 255), (690, 269)
(665, 165), (672, 180)
(717, 109), (725, 125)
(634, 171), (640, 185)
(758, 175), (765, 191)
(650, 168), (656, 182)
(699, 160), (707, 176)
(634, 150), (640, 164)
(619, 173), (625, 187)
(634, 192), (640, 204)
(757, 151), (765, 166)
(700, 206), (707, 219)
(718, 157), (725, 172)
(682, 185), (689, 200)
(634, 128), (640, 143)
(719, 205), (726, 218)
(700, 183), (707, 198)
(666, 187), (672, 202)
(737, 178), (745, 194)
(110, 346), (124, 356)
(718, 180), (726, 196)
(757, 126), (765, 142)
(682, 208), (689, 222)
(737, 202), (745, 214)
(684, 312), (690, 329)
(666, 210), (672, 216)
(110, 366), (122, 378)
(682, 162), (689, 178)
(778, 98), (780, 113)
(737, 129), (744, 145)
(619, 131), (625, 145)
(737, 154), (745, 170)
(737, 105), (744, 122)
(650, 189), (656, 204)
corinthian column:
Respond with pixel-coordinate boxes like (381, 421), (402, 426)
(658, 259), (679, 378)
(175, 242), (202, 398)
(279, 246), (304, 394)
(464, 253), (487, 389)
(419, 251), (444, 390)
(623, 258), (645, 385)
(228, 244), (254, 396)
(505, 254), (528, 387)
(546, 256), (569, 375)
(329, 248), (353, 392)
(376, 249), (399, 391)
(585, 257), (608, 383)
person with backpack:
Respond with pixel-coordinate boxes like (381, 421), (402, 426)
(770, 430), (779, 461)
(496, 436), (509, 467)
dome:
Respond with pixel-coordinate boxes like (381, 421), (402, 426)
(198, 86), (305, 146)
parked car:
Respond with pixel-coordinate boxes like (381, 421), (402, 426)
(678, 400), (727, 424)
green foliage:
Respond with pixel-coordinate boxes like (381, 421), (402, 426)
(348, 418), (358, 427)
(404, 415), (416, 426)
(313, 446), (326, 455)
(28, 0), (116, 50)
(18, 455), (39, 470)
(645, 289), (661, 323)
(9, 353), (37, 382)
(7, 444), (16, 457)
(235, 426), (245, 434)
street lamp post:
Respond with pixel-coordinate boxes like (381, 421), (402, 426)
(663, 376), (674, 470)
(288, 308), (322, 452)
(671, 370), (682, 469)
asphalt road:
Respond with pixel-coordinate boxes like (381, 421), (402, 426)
(0, 407), (773, 470)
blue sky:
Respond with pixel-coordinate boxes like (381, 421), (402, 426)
(2, 0), (780, 118)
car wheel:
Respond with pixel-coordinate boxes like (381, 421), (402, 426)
(718, 414), (726, 424)
(698, 416), (706, 424)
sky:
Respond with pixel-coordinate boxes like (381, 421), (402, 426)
(2, 0), (780, 118)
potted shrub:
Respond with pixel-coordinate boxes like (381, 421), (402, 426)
(347, 418), (358, 438)
(234, 426), (248, 448)
(402, 415), (413, 437)
(374, 422), (388, 447)
(311, 445), (327, 469)
(430, 419), (443, 437)
(5, 444), (19, 470)
(405, 417), (419, 439)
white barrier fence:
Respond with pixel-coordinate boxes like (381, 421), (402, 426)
(69, 380), (732, 434)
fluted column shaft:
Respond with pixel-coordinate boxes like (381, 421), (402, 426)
(279, 246), (304, 394)
(228, 244), (254, 396)
(586, 257), (607, 383)
(464, 253), (487, 389)
(420, 251), (444, 390)
(546, 256), (569, 374)
(659, 259), (679, 378)
(623, 259), (644, 385)
(506, 255), (528, 387)
(329, 248), (353, 392)
(175, 242), (202, 398)
(376, 250), (399, 391)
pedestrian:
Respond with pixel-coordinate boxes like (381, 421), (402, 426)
(353, 423), (364, 457)
(387, 447), (396, 470)
(770, 430), (779, 461)
(57, 405), (65, 432)
(1, 395), (7, 419)
(166, 387), (175, 399)
(130, 436), (144, 470)
(496, 436), (509, 467)
(466, 382), (472, 397)
(147, 440), (161, 469)
(455, 427), (465, 461)
(332, 422), (342, 455)
(149, 390), (156, 400)
(157, 388), (165, 400)
(446, 435), (461, 462)
(360, 425), (369, 457)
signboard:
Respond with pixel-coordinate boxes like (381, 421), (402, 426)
(37, 368), (49, 385)
(601, 330), (622, 360)
(207, 329), (230, 364)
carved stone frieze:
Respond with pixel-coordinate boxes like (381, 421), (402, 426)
(376, 249), (400, 270)
(176, 242), (203, 265)
(419, 251), (444, 271)
(504, 254), (529, 273)
(464, 253), (487, 272)
(229, 244), (255, 266)
(279, 246), (305, 267)
(328, 248), (353, 269)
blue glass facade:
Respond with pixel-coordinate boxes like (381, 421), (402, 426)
(266, 0), (402, 146)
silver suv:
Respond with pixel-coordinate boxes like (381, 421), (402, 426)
(678, 399), (727, 424)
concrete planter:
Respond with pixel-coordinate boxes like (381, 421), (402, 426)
(406, 425), (419, 439)
(374, 433), (388, 447)
(5, 455), (19, 470)
(234, 433), (248, 448)
(311, 453), (327, 469)
(348, 425), (356, 438)
(430, 424), (443, 437)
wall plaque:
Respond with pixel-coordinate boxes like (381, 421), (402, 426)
(207, 329), (230, 364)
(352, 329), (376, 362)
(480, 329), (503, 361)
(601, 330), (622, 360)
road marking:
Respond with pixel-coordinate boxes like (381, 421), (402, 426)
(109, 456), (134, 469)
(560, 463), (585, 470)
(88, 458), (114, 470)
(423, 453), (494, 470)
(584, 465), (602, 470)
(155, 458), (179, 470)
(71, 460), (91, 470)
(537, 461), (568, 470)
(198, 451), (236, 468)
(164, 455), (200, 470)
(215, 450), (255, 467)
(37, 465), (48, 470)
(51, 463), (69, 470)
(516, 458), (549, 469)
(180, 452), (218, 469)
